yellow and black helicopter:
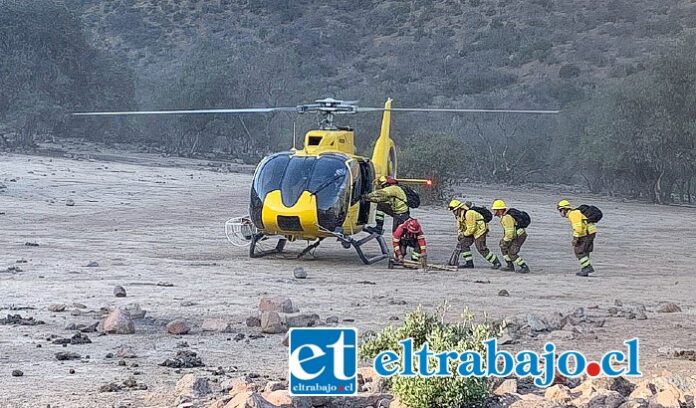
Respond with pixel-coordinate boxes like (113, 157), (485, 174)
(74, 98), (557, 264)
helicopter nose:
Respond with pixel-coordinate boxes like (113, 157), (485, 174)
(261, 190), (320, 237)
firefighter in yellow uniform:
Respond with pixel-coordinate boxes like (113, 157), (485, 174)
(363, 176), (410, 234)
(557, 199), (597, 276)
(447, 199), (501, 269)
(491, 200), (530, 274)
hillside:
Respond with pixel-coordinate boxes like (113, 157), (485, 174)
(79, 0), (696, 109)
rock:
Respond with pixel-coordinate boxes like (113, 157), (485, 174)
(65, 199), (75, 206)
(223, 376), (258, 395)
(649, 390), (680, 408)
(101, 308), (135, 334)
(55, 351), (81, 361)
(527, 314), (549, 332)
(635, 305), (648, 320)
(11, 369), (23, 377)
(584, 390), (625, 408)
(201, 318), (234, 333)
(285, 313), (321, 328)
(48, 304), (66, 312)
(0, 314), (45, 326)
(629, 381), (656, 400)
(53, 332), (91, 345)
(114, 345), (137, 359)
(159, 351), (204, 368)
(493, 378), (518, 396)
(546, 312), (567, 330)
(326, 316), (339, 324)
(293, 267), (307, 279)
(258, 296), (296, 313)
(264, 381), (285, 393)
(498, 289), (510, 297)
(263, 389), (294, 407)
(575, 377), (635, 398)
(176, 374), (210, 398)
(124, 303), (146, 319)
(225, 391), (277, 408)
(509, 399), (564, 408)
(86, 261), (99, 267)
(618, 399), (648, 408)
(167, 319), (191, 335)
(113, 285), (127, 297)
(656, 302), (681, 313)
(260, 311), (287, 334)
(246, 315), (261, 327)
(545, 384), (576, 403)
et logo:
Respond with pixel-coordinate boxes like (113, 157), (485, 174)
(288, 328), (358, 396)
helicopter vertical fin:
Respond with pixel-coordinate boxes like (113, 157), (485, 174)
(371, 98), (396, 179)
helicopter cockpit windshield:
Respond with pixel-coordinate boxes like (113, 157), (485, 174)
(251, 153), (350, 232)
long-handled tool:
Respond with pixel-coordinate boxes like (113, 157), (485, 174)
(387, 258), (459, 272)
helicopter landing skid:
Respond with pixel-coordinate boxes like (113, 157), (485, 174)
(297, 238), (324, 259)
(249, 233), (287, 258)
(337, 231), (389, 265)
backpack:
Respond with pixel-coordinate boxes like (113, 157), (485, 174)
(470, 206), (493, 223)
(399, 185), (421, 209)
(577, 204), (603, 223)
(507, 208), (531, 228)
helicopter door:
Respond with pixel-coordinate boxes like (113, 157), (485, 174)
(356, 160), (374, 225)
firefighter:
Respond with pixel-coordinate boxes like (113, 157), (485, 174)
(557, 199), (597, 276)
(363, 176), (410, 234)
(447, 199), (501, 269)
(392, 218), (427, 268)
(491, 199), (530, 273)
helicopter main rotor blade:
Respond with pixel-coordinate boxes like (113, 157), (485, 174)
(72, 107), (299, 116)
(357, 107), (560, 114)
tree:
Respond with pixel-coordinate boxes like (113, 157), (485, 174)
(0, 0), (136, 147)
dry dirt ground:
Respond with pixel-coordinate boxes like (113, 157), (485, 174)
(1, 149), (695, 407)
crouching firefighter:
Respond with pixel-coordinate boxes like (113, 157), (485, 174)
(447, 200), (501, 269)
(491, 199), (530, 273)
(363, 176), (410, 234)
(557, 199), (601, 277)
(392, 218), (427, 268)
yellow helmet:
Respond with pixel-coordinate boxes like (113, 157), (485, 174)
(557, 199), (572, 210)
(448, 199), (466, 211)
(491, 199), (507, 210)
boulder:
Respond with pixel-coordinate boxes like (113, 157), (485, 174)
(225, 391), (277, 408)
(48, 304), (66, 312)
(284, 313), (321, 328)
(493, 378), (518, 396)
(176, 374), (210, 398)
(260, 311), (287, 334)
(527, 314), (549, 332)
(124, 303), (146, 319)
(113, 285), (127, 297)
(545, 384), (576, 403)
(263, 381), (285, 393)
(101, 308), (135, 334)
(618, 399), (649, 408)
(167, 319), (191, 335)
(629, 381), (656, 400)
(648, 390), (680, 408)
(656, 302), (681, 313)
(293, 267), (307, 279)
(224, 376), (258, 395)
(258, 296), (296, 313)
(262, 390), (293, 407)
(201, 318), (234, 333)
(246, 315), (261, 327)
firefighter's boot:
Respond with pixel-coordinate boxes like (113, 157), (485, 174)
(502, 261), (515, 271)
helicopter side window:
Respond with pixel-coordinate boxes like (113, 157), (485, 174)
(254, 154), (291, 201)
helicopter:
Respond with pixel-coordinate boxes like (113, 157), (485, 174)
(73, 98), (558, 264)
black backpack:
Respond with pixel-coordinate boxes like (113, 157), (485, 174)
(470, 206), (493, 223)
(507, 208), (531, 228)
(399, 185), (421, 209)
(577, 204), (603, 223)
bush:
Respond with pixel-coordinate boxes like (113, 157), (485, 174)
(361, 304), (503, 408)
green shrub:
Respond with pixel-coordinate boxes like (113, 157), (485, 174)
(361, 304), (503, 408)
